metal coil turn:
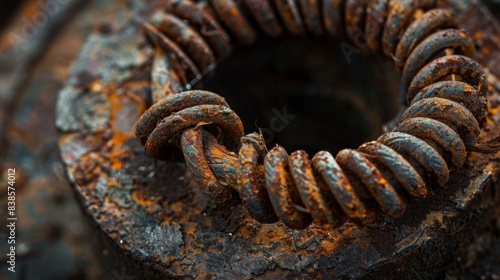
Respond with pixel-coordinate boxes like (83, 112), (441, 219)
(136, 0), (500, 229)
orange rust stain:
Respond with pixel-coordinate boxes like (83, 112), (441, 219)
(210, 146), (227, 158)
(160, 216), (173, 225)
(378, 177), (387, 185)
(130, 189), (154, 206)
(237, 225), (252, 239)
(486, 162), (495, 173)
(105, 84), (149, 171)
(80, 153), (92, 162)
(473, 30), (483, 40)
(320, 239), (337, 252)
(184, 222), (197, 235)
(110, 131), (129, 170)
(482, 46), (491, 55)
(488, 103), (500, 116)
(394, 4), (404, 14)
(338, 178), (353, 192)
(413, 9), (423, 20)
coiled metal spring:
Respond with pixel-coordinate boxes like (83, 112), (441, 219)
(136, 0), (500, 229)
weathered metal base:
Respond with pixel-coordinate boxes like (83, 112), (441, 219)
(56, 0), (500, 278)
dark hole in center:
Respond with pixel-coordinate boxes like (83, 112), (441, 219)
(204, 36), (401, 155)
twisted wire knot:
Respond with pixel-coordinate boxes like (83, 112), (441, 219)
(136, 90), (244, 203)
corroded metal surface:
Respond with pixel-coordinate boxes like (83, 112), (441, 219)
(137, 0), (497, 233)
(55, 0), (500, 279)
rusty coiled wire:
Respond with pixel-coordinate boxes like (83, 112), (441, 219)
(135, 0), (500, 229)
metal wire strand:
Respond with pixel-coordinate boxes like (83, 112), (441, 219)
(135, 0), (500, 229)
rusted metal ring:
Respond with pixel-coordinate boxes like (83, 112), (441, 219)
(134, 0), (500, 230)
